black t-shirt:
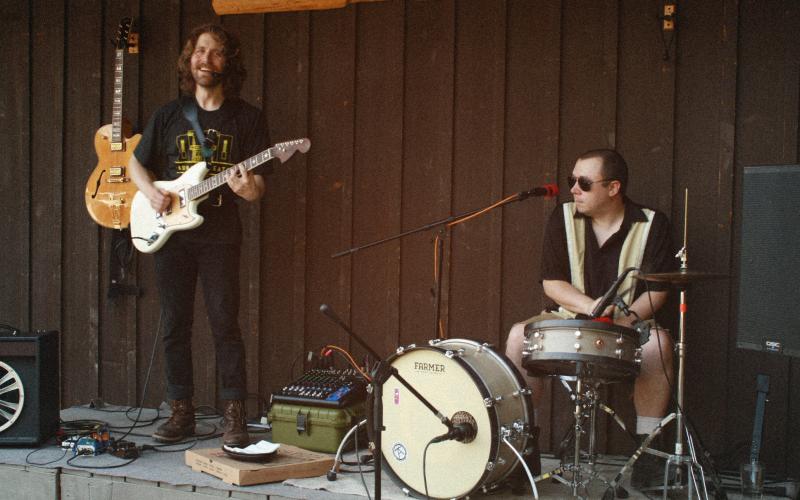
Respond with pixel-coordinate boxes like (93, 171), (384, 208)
(540, 198), (675, 312)
(134, 96), (270, 244)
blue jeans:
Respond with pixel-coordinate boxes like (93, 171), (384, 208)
(153, 232), (246, 401)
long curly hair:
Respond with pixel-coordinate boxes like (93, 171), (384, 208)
(177, 24), (246, 97)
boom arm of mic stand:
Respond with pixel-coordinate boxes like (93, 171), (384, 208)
(371, 361), (451, 427)
(319, 304), (452, 427)
(330, 190), (539, 259)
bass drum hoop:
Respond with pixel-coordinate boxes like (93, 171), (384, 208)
(433, 338), (534, 488)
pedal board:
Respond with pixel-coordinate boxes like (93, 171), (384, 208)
(271, 368), (368, 408)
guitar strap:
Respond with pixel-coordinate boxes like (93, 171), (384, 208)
(181, 98), (214, 161)
(181, 98), (222, 206)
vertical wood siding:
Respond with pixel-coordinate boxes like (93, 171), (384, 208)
(1, 0), (798, 475)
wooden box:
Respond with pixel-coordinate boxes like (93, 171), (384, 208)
(185, 444), (334, 486)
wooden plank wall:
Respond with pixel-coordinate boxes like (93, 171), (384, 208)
(1, 0), (799, 476)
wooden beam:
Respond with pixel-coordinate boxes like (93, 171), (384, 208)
(212, 0), (383, 15)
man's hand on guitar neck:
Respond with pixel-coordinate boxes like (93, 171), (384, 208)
(226, 163), (265, 202)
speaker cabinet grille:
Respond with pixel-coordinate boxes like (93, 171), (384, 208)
(0, 330), (60, 445)
(737, 165), (800, 357)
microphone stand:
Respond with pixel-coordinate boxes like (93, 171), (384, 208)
(331, 188), (555, 339)
(319, 304), (453, 500)
(326, 186), (555, 498)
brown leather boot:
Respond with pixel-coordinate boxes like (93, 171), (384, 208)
(222, 399), (250, 447)
(152, 399), (195, 443)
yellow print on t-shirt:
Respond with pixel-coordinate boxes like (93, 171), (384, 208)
(175, 129), (234, 174)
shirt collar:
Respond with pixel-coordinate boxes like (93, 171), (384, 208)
(572, 196), (647, 225)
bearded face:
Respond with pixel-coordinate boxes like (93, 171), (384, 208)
(190, 33), (225, 89)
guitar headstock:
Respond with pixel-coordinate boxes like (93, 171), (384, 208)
(127, 19), (139, 54)
(273, 138), (311, 163)
(113, 18), (132, 51)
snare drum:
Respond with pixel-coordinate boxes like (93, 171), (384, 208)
(373, 338), (534, 499)
(522, 319), (640, 381)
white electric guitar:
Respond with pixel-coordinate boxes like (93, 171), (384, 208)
(130, 138), (310, 253)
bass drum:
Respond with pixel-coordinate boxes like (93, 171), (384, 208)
(373, 338), (534, 499)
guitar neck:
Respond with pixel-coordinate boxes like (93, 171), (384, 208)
(187, 146), (276, 201)
(111, 48), (125, 148)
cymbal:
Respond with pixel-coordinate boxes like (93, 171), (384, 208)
(633, 270), (728, 284)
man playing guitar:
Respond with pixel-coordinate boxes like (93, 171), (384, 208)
(129, 23), (268, 447)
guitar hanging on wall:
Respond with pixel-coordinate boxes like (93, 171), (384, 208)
(129, 138), (310, 253)
(84, 18), (140, 230)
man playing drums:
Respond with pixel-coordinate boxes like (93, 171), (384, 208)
(505, 149), (676, 489)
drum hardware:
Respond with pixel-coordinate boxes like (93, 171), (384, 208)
(539, 362), (624, 499)
(519, 317), (644, 497)
(327, 418), (369, 481)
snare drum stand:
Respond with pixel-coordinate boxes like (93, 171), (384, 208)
(549, 362), (619, 499)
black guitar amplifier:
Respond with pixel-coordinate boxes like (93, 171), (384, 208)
(0, 328), (60, 445)
(271, 367), (368, 408)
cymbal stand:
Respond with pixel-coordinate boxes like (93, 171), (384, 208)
(617, 189), (710, 499)
(648, 275), (710, 500)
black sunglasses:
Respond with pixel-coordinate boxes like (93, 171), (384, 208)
(567, 175), (615, 192)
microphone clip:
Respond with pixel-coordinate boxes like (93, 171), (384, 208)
(430, 421), (477, 444)
(634, 320), (651, 345)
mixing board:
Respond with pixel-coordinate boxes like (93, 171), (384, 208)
(271, 368), (368, 408)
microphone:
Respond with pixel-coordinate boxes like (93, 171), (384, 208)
(611, 295), (651, 344)
(589, 266), (638, 318)
(211, 71), (224, 78)
(430, 422), (476, 444)
(613, 295), (632, 317)
(518, 183), (558, 200)
(319, 304), (349, 333)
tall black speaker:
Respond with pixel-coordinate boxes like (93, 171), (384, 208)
(0, 328), (60, 445)
(736, 165), (800, 357)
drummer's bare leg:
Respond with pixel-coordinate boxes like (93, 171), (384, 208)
(632, 327), (674, 488)
(506, 322), (545, 408)
(633, 327), (674, 419)
(505, 321), (543, 481)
